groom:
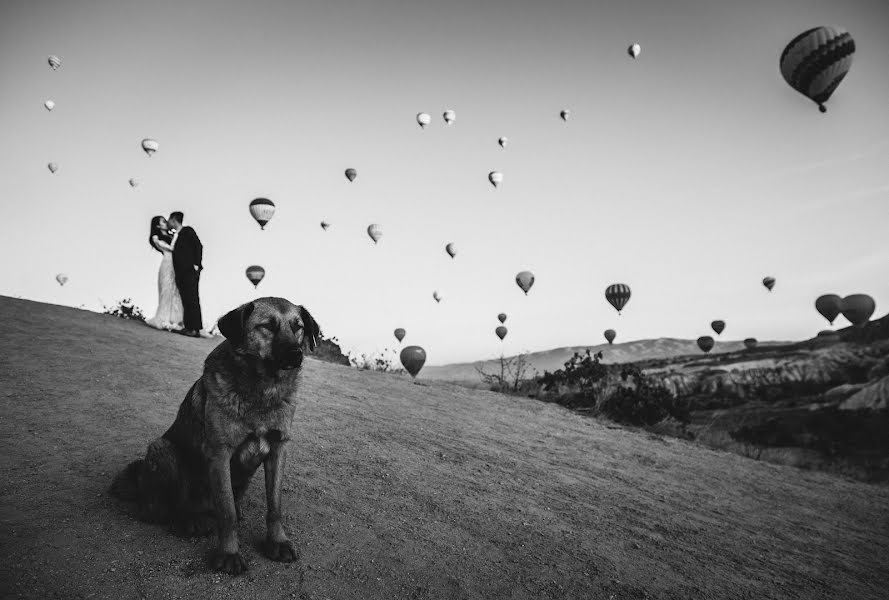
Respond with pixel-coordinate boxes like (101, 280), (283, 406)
(168, 211), (203, 338)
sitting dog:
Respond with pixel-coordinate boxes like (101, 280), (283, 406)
(111, 297), (320, 575)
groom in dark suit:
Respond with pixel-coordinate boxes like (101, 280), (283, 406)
(168, 211), (203, 338)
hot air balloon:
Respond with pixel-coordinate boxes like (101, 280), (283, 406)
(320, 221), (330, 230)
(840, 294), (875, 327)
(394, 328), (406, 343)
(443, 109), (456, 125)
(743, 338), (758, 350)
(433, 291), (442, 303)
(141, 138), (159, 157)
(345, 168), (357, 182)
(129, 177), (139, 188)
(445, 243), (456, 258)
(515, 271), (535, 295)
(711, 320), (726, 335)
(488, 171), (503, 188)
(400, 346), (426, 378)
(498, 136), (508, 148)
(697, 336), (714, 353)
(248, 198), (275, 230)
(367, 224), (382, 244)
(496, 326), (507, 341)
(560, 109), (570, 121)
(55, 273), (68, 286)
(47, 162), (58, 173)
(44, 100), (55, 111)
(815, 294), (843, 325)
(762, 276), (776, 292)
(780, 27), (855, 113)
(497, 313), (507, 324)
(604, 329), (616, 344)
(416, 112), (431, 128)
(628, 43), (641, 59)
(245, 265), (265, 288)
(605, 284), (631, 314)
(48, 55), (61, 70)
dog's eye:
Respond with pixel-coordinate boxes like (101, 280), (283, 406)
(291, 322), (303, 333)
(259, 322), (277, 332)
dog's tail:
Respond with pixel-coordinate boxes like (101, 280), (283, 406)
(109, 459), (144, 501)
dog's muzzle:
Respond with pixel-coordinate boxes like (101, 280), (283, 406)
(278, 347), (303, 370)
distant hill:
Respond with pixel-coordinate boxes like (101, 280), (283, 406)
(424, 337), (789, 383)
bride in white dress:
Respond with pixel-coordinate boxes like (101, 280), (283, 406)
(145, 216), (185, 331)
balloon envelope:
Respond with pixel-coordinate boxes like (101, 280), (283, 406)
(400, 346), (426, 378)
(47, 162), (58, 173)
(604, 329), (616, 344)
(498, 136), (508, 148)
(367, 224), (382, 244)
(129, 178), (139, 188)
(711, 320), (726, 335)
(560, 109), (570, 121)
(515, 271), (535, 295)
(815, 294), (843, 325)
(840, 294), (875, 326)
(44, 100), (55, 111)
(320, 221), (330, 230)
(762, 276), (776, 291)
(743, 338), (758, 350)
(445, 243), (456, 258)
(245, 265), (265, 288)
(628, 43), (641, 58)
(780, 27), (855, 113)
(443, 109), (456, 124)
(55, 273), (68, 286)
(497, 313), (507, 324)
(488, 171), (503, 188)
(697, 336), (715, 353)
(416, 112), (431, 128)
(605, 283), (631, 314)
(345, 168), (357, 182)
(249, 198), (276, 230)
(432, 291), (441, 303)
(495, 326), (507, 341)
(48, 55), (61, 70)
(394, 328), (406, 343)
(141, 138), (159, 157)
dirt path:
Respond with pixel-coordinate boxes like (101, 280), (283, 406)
(1, 296), (888, 599)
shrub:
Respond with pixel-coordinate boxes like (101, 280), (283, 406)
(103, 298), (145, 323)
(349, 348), (406, 375)
(597, 380), (690, 426)
(313, 334), (350, 366)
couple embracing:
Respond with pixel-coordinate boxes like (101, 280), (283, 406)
(145, 212), (205, 337)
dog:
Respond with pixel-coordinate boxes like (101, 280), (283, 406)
(111, 297), (320, 575)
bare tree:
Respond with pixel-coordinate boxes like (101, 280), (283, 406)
(476, 352), (535, 394)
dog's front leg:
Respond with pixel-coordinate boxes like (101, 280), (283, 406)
(208, 451), (248, 575)
(263, 440), (297, 562)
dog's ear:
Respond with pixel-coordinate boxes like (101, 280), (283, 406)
(217, 302), (255, 345)
(299, 306), (321, 352)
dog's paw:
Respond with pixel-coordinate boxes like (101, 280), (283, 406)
(212, 551), (249, 575)
(265, 539), (298, 563)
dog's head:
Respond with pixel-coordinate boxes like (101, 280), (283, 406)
(217, 297), (321, 371)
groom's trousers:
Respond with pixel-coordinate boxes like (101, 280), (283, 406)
(176, 271), (203, 331)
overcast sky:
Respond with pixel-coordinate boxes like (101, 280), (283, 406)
(1, 0), (887, 365)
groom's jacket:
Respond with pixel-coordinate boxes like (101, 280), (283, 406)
(172, 226), (203, 275)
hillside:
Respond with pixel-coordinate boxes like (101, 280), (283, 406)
(424, 337), (787, 383)
(1, 295), (888, 599)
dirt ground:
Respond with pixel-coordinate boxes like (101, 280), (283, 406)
(1, 296), (888, 600)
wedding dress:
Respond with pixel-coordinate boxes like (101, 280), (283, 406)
(145, 236), (185, 331)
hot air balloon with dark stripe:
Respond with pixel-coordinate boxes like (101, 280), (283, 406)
(697, 336), (714, 353)
(711, 320), (725, 335)
(604, 329), (616, 345)
(400, 346), (426, 378)
(815, 294), (842, 325)
(249, 198), (275, 230)
(780, 27), (855, 113)
(605, 283), (631, 314)
(762, 276), (776, 292)
(245, 265), (265, 288)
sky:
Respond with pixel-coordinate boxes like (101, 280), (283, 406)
(1, 0), (887, 366)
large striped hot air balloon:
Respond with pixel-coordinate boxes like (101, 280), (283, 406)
(605, 283), (631, 314)
(780, 27), (855, 113)
(515, 271), (535, 295)
(245, 265), (265, 288)
(400, 346), (426, 378)
(248, 198), (275, 230)
(815, 294), (843, 325)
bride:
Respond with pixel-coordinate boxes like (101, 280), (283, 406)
(145, 216), (185, 331)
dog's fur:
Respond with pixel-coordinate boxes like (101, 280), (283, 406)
(111, 297), (320, 575)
